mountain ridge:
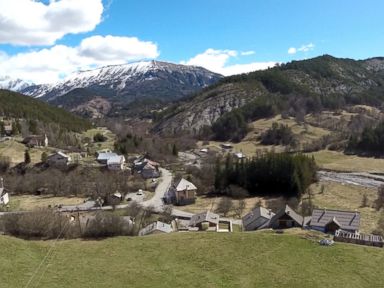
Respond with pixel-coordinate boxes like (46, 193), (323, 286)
(154, 55), (384, 137)
(19, 60), (222, 118)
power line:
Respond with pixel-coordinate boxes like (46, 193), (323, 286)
(23, 220), (71, 288)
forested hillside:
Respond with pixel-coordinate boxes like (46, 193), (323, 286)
(0, 89), (92, 133)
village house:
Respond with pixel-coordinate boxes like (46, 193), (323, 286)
(189, 211), (220, 231)
(47, 151), (71, 167)
(310, 208), (360, 234)
(138, 221), (173, 236)
(141, 161), (160, 179)
(220, 143), (233, 150)
(0, 178), (9, 205)
(269, 205), (311, 229)
(2, 120), (13, 136)
(22, 134), (48, 147)
(242, 206), (275, 231)
(133, 157), (160, 176)
(96, 152), (118, 164)
(0, 178), (3, 195)
(107, 155), (126, 171)
(164, 178), (197, 205)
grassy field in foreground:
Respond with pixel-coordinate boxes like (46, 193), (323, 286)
(1, 231), (384, 288)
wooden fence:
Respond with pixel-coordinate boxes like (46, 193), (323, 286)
(334, 229), (383, 248)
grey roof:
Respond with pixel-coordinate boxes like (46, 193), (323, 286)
(189, 211), (219, 227)
(242, 207), (275, 229)
(107, 155), (125, 165)
(138, 221), (173, 236)
(97, 152), (118, 161)
(310, 208), (360, 231)
(270, 205), (305, 227)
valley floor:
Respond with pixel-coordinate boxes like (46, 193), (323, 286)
(1, 231), (383, 288)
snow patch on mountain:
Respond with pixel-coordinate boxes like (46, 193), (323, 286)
(20, 60), (222, 100)
(0, 76), (32, 91)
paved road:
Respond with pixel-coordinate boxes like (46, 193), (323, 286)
(318, 170), (384, 188)
(142, 168), (172, 209)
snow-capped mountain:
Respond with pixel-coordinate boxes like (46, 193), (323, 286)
(0, 76), (32, 91)
(21, 61), (222, 103)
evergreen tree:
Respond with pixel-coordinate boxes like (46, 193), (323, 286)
(41, 152), (48, 163)
(24, 150), (31, 164)
(172, 143), (178, 156)
(0, 121), (4, 135)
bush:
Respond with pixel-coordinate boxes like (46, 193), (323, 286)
(215, 197), (233, 217)
(93, 132), (107, 142)
(82, 212), (132, 238)
(260, 122), (297, 146)
(3, 209), (70, 239)
(0, 156), (10, 172)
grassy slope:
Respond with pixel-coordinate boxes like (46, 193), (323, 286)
(1, 232), (383, 288)
(0, 138), (55, 165)
(312, 150), (384, 173)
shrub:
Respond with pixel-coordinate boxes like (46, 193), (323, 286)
(0, 156), (10, 172)
(3, 209), (70, 239)
(260, 122), (297, 147)
(93, 132), (107, 142)
(82, 212), (132, 238)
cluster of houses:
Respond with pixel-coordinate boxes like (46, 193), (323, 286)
(241, 204), (382, 247)
(242, 205), (360, 233)
(138, 210), (232, 236)
(138, 203), (383, 248)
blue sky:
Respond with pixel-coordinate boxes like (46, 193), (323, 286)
(0, 0), (383, 83)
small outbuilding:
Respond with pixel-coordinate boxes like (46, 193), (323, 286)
(47, 151), (71, 167)
(189, 211), (220, 231)
(139, 221), (173, 236)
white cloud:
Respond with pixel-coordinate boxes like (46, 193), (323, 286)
(241, 50), (255, 56)
(0, 35), (160, 84)
(181, 48), (276, 76)
(0, 0), (104, 45)
(288, 43), (315, 55)
(79, 35), (159, 62)
(288, 47), (297, 54)
(298, 43), (315, 52)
